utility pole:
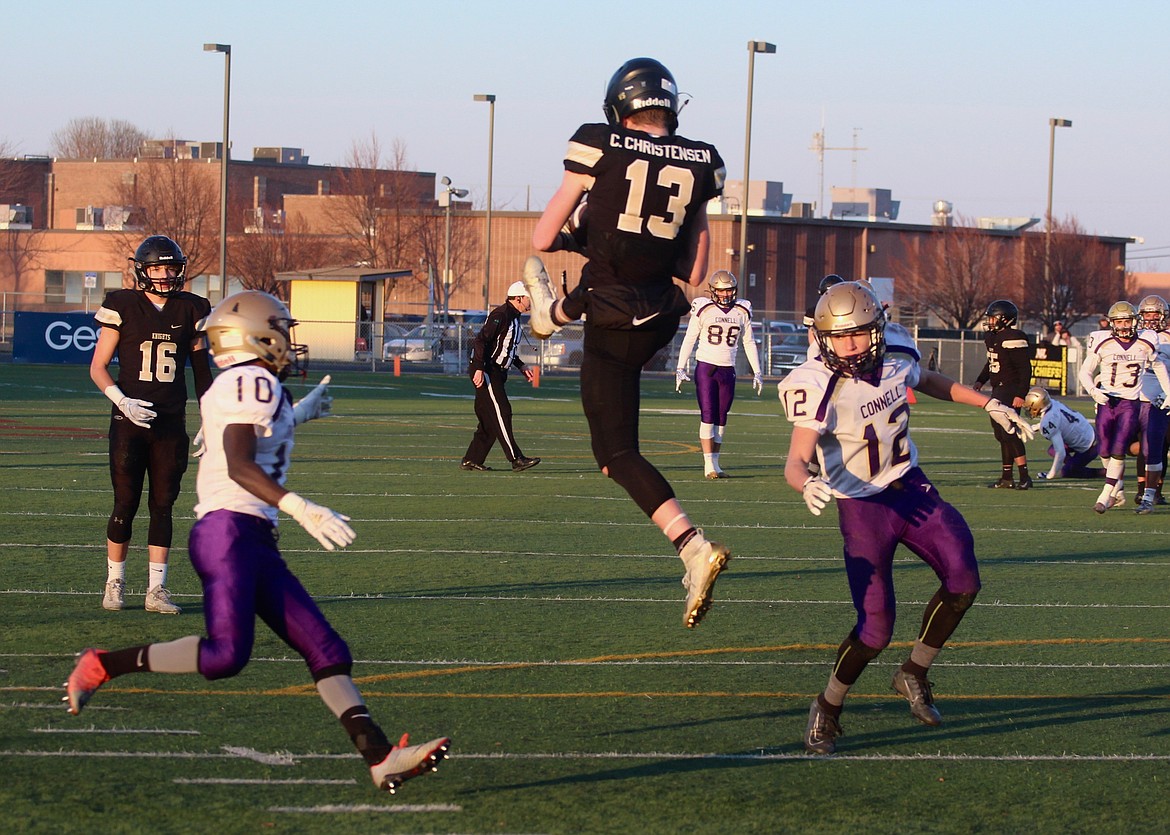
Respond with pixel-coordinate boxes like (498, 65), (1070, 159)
(809, 118), (866, 218)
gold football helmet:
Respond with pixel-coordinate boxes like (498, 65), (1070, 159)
(1022, 386), (1052, 419)
(200, 291), (306, 378)
(708, 270), (738, 308)
(1138, 295), (1168, 331)
(813, 282), (886, 377)
(1107, 300), (1138, 340)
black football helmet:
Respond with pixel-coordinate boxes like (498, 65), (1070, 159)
(984, 299), (1018, 331)
(604, 58), (679, 131)
(813, 282), (887, 378)
(130, 235), (187, 297)
(817, 274), (846, 296)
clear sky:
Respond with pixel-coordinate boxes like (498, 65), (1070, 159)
(6, 0), (1168, 269)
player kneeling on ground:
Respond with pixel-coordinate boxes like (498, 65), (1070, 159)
(65, 291), (449, 793)
(778, 282), (1033, 755)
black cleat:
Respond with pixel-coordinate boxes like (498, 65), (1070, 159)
(460, 460), (492, 471)
(1016, 476), (1033, 490)
(988, 479), (1016, 489)
(512, 456), (541, 472)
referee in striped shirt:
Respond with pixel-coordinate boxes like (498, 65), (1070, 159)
(460, 281), (541, 472)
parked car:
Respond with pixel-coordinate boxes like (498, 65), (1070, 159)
(770, 331), (811, 377)
(384, 323), (455, 362)
(518, 325), (585, 369)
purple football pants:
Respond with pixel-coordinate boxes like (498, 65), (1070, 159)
(835, 468), (981, 649)
(695, 361), (737, 426)
(1095, 398), (1140, 457)
(188, 510), (352, 681)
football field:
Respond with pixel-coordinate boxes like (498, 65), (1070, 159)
(2, 363), (1168, 834)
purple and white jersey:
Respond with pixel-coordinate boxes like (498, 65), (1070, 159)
(779, 352), (920, 498)
(194, 364), (294, 522)
(1138, 329), (1170, 403)
(1079, 329), (1162, 400)
(677, 297), (761, 372)
(1037, 399), (1096, 454)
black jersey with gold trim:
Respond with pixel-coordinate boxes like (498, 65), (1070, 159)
(94, 289), (211, 416)
(563, 122), (725, 287)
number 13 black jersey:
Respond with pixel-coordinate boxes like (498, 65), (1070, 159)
(564, 122), (726, 287)
(95, 289), (212, 417)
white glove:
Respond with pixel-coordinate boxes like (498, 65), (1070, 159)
(293, 375), (333, 425)
(984, 398), (1036, 442)
(192, 426), (206, 458)
(1089, 387), (1110, 407)
(675, 368), (690, 392)
(278, 492), (355, 551)
(104, 384), (155, 428)
(801, 475), (833, 517)
(753, 373), (763, 395)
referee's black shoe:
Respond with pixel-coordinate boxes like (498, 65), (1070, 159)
(512, 456), (541, 472)
(460, 460), (492, 471)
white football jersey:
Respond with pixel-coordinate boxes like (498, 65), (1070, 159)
(1079, 329), (1160, 400)
(1038, 400), (1096, 454)
(194, 364), (294, 522)
(779, 353), (921, 498)
(1139, 329), (1170, 402)
(677, 297), (760, 372)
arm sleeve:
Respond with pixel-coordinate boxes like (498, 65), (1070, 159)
(191, 349), (213, 400)
(1048, 430), (1067, 479)
(676, 315), (701, 371)
(742, 320), (762, 376)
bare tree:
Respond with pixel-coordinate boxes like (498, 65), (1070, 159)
(1020, 215), (1128, 331)
(50, 118), (149, 160)
(105, 158), (220, 279)
(230, 214), (336, 297)
(414, 203), (480, 316)
(895, 216), (1016, 328)
(0, 227), (48, 294)
(323, 133), (440, 304)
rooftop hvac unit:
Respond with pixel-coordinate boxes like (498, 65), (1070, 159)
(75, 206), (104, 230)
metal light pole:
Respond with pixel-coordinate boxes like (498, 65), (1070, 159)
(203, 43), (231, 301)
(1045, 118), (1072, 288)
(473, 94), (495, 312)
(438, 177), (468, 321)
(739, 40), (775, 278)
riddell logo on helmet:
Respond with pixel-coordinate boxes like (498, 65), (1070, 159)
(635, 97), (672, 109)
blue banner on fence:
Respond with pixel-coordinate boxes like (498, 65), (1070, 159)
(13, 311), (101, 364)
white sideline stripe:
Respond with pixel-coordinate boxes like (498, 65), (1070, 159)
(176, 777), (355, 785)
(2, 748), (1167, 765)
(34, 726), (200, 735)
(222, 745), (298, 765)
(269, 804), (462, 814)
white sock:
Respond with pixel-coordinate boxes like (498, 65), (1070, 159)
(703, 452), (716, 473)
(107, 559), (125, 583)
(149, 562), (167, 590)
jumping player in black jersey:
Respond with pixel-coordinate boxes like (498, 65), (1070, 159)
(89, 236), (213, 614)
(973, 299), (1034, 489)
(522, 57), (731, 629)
